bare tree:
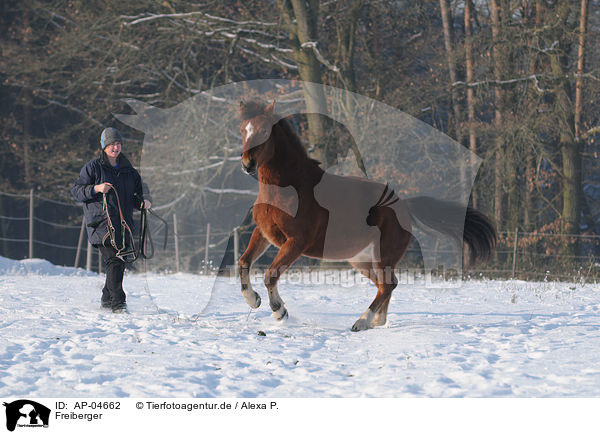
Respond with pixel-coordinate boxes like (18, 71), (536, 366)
(464, 0), (478, 208)
(574, 0), (589, 142)
(548, 2), (581, 250)
(440, 0), (463, 145)
(490, 0), (505, 228)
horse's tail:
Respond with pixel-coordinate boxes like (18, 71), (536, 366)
(366, 184), (400, 226)
(405, 196), (497, 265)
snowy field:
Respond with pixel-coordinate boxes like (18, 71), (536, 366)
(1, 256), (600, 398)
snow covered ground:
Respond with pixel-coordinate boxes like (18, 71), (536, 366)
(1, 256), (600, 398)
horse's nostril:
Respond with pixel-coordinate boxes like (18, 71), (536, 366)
(242, 159), (256, 174)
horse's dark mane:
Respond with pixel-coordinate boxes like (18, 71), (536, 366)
(275, 117), (308, 158)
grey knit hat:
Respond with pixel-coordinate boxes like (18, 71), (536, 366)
(100, 128), (123, 149)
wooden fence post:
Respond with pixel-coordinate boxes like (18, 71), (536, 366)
(86, 242), (92, 272)
(28, 188), (34, 259)
(233, 226), (239, 275)
(204, 223), (211, 274)
(74, 218), (85, 267)
(173, 213), (180, 273)
(512, 229), (519, 279)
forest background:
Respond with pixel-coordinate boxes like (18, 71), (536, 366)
(1, 0), (599, 279)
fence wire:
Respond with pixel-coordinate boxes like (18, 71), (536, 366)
(0, 189), (599, 281)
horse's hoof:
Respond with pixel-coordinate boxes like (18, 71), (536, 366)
(273, 308), (288, 321)
(244, 291), (261, 309)
(371, 316), (387, 327)
(351, 318), (370, 332)
(252, 293), (261, 309)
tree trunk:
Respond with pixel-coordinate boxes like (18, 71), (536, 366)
(523, 0), (544, 230)
(22, 3), (33, 188)
(561, 0), (587, 253)
(23, 89), (33, 188)
(574, 0), (589, 239)
(464, 0), (477, 207)
(284, 0), (330, 164)
(490, 0), (504, 228)
(548, 2), (582, 256)
(439, 0), (463, 144)
(574, 0), (588, 140)
(336, 0), (366, 174)
(439, 0), (468, 200)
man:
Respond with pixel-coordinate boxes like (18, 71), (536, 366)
(71, 127), (151, 313)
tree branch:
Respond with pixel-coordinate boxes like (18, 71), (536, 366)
(581, 126), (600, 140)
(122, 12), (278, 27)
(237, 46), (298, 70)
(42, 98), (104, 127)
(275, 0), (296, 35)
(452, 74), (553, 93)
(300, 41), (339, 72)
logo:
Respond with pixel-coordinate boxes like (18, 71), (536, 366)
(3, 400), (50, 432)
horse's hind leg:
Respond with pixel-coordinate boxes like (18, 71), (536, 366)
(348, 260), (379, 330)
(350, 266), (398, 331)
(370, 272), (397, 327)
(370, 229), (411, 327)
(264, 238), (303, 320)
(239, 227), (270, 309)
(350, 226), (411, 331)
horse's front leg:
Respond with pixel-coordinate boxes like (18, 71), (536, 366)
(265, 238), (303, 321)
(239, 227), (270, 309)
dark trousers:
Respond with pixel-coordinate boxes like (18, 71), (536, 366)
(98, 245), (126, 308)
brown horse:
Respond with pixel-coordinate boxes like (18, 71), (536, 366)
(238, 100), (496, 331)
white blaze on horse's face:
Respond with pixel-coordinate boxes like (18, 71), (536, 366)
(241, 120), (257, 151)
(241, 112), (275, 174)
(242, 119), (270, 150)
(242, 118), (273, 154)
(245, 121), (255, 143)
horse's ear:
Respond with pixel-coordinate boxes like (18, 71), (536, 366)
(265, 100), (276, 117)
(240, 100), (246, 109)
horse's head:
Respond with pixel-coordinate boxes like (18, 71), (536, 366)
(240, 100), (276, 175)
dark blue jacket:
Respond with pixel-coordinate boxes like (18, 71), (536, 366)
(71, 153), (148, 247)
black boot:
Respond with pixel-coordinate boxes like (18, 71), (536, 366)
(98, 245), (127, 312)
(111, 303), (128, 313)
(101, 286), (112, 308)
